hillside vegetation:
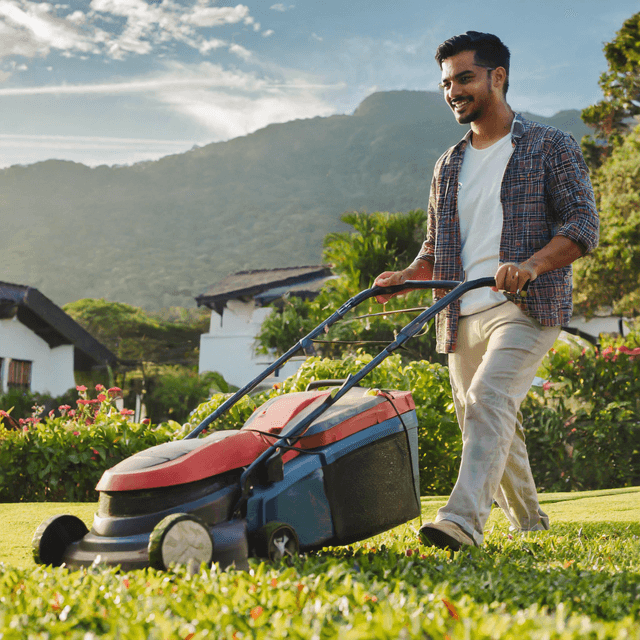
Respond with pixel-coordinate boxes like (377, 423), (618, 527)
(0, 91), (590, 310)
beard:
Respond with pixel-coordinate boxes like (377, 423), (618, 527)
(450, 98), (483, 124)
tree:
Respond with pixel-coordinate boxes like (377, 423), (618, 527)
(581, 11), (640, 169)
(256, 210), (444, 363)
(573, 125), (640, 316)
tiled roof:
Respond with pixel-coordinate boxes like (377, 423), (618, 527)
(196, 266), (332, 308)
(0, 281), (117, 369)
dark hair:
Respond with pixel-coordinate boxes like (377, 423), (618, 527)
(435, 31), (510, 96)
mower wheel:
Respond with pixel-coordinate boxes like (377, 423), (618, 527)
(252, 522), (299, 562)
(148, 513), (214, 571)
(32, 514), (89, 566)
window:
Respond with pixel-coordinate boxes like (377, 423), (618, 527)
(8, 359), (32, 390)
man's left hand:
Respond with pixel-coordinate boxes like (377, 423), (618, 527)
(493, 262), (537, 294)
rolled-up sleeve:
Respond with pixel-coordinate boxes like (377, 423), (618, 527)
(545, 132), (599, 254)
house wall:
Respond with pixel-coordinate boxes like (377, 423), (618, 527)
(199, 299), (305, 388)
(0, 317), (76, 396)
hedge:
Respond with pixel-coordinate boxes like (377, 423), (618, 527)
(1, 342), (638, 502)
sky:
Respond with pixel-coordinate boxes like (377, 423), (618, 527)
(0, 0), (637, 168)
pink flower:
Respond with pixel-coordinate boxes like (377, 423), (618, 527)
(49, 410), (55, 418)
(68, 410), (76, 417)
(95, 384), (105, 391)
(97, 394), (107, 402)
(108, 387), (123, 397)
(77, 399), (88, 406)
(58, 404), (71, 413)
(120, 409), (134, 416)
(542, 381), (552, 392)
(73, 431), (80, 436)
(142, 418), (150, 425)
(76, 385), (87, 392)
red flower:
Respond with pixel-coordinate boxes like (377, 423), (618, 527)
(49, 410), (55, 418)
(142, 418), (150, 425)
(73, 431), (80, 436)
(97, 394), (107, 402)
(250, 606), (263, 620)
(95, 384), (105, 391)
(108, 387), (123, 397)
(76, 385), (87, 392)
(542, 381), (552, 392)
(120, 409), (134, 416)
(58, 404), (71, 413)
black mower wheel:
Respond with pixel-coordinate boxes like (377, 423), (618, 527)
(32, 514), (89, 566)
(148, 513), (214, 571)
(252, 522), (299, 562)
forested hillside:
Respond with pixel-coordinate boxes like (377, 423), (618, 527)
(0, 90), (590, 309)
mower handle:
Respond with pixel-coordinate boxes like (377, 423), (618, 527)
(184, 276), (496, 440)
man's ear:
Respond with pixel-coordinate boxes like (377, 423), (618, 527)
(492, 66), (507, 93)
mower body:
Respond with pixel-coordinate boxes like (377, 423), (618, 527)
(56, 387), (420, 570)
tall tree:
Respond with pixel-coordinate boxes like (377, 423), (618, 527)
(573, 124), (640, 317)
(581, 11), (640, 169)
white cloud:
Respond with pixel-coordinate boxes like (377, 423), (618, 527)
(0, 0), (97, 58)
(311, 33), (322, 42)
(270, 4), (294, 12)
(262, 29), (274, 37)
(0, 0), (259, 61)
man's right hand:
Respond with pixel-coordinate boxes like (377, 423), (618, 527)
(374, 270), (411, 304)
(373, 259), (434, 304)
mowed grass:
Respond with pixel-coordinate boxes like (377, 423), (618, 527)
(0, 488), (639, 639)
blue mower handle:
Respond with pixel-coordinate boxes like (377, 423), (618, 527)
(185, 276), (497, 440)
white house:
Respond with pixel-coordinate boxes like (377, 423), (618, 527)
(0, 281), (116, 397)
(196, 266), (333, 388)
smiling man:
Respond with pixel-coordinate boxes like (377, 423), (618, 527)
(374, 32), (599, 550)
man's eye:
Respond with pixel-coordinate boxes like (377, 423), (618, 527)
(459, 75), (474, 84)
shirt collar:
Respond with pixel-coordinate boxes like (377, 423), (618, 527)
(457, 112), (525, 150)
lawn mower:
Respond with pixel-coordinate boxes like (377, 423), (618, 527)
(32, 277), (495, 571)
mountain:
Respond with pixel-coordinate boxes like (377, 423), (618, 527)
(0, 91), (591, 310)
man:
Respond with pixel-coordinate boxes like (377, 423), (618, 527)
(374, 32), (599, 551)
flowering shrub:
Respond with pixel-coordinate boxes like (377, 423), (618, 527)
(0, 385), (184, 502)
(523, 341), (640, 491)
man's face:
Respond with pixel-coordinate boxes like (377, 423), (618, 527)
(439, 50), (497, 124)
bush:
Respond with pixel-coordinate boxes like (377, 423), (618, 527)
(523, 340), (640, 491)
(0, 385), (183, 502)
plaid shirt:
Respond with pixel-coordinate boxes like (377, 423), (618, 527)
(417, 114), (599, 353)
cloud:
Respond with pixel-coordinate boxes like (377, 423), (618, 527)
(0, 0), (97, 58)
(0, 0), (259, 61)
(270, 4), (294, 12)
(0, 60), (343, 142)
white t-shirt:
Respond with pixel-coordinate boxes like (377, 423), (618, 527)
(457, 132), (513, 316)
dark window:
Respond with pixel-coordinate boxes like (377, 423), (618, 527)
(8, 359), (32, 390)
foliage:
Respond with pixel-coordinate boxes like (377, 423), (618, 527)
(522, 339), (640, 492)
(0, 387), (78, 423)
(0, 385), (183, 502)
(581, 11), (640, 169)
(63, 298), (209, 367)
(573, 125), (640, 316)
(144, 367), (228, 424)
(0, 514), (639, 638)
(256, 210), (443, 364)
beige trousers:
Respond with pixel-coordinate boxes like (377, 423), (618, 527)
(436, 301), (560, 545)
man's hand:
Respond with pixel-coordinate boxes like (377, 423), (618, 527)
(374, 259), (434, 304)
(493, 262), (537, 295)
(374, 270), (410, 304)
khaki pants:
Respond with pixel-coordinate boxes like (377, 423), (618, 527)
(436, 302), (560, 545)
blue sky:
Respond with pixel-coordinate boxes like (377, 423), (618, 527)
(0, 0), (637, 168)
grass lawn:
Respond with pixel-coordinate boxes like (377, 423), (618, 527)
(1, 487), (639, 638)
